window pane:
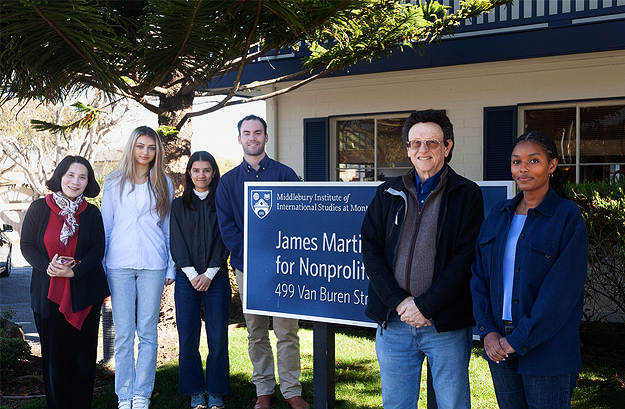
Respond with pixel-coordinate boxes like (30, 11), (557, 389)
(558, 165), (576, 184)
(338, 164), (374, 182)
(338, 119), (374, 166)
(524, 108), (576, 165)
(580, 105), (625, 165)
(579, 164), (623, 183)
(377, 117), (412, 180)
(337, 119), (374, 181)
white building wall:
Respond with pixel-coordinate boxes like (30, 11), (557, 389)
(265, 50), (625, 181)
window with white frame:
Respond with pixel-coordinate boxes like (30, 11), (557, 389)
(333, 114), (411, 182)
(521, 101), (625, 183)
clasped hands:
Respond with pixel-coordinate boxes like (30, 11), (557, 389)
(47, 254), (76, 278)
(484, 332), (516, 363)
(164, 276), (210, 289)
(396, 296), (432, 328)
(190, 274), (211, 292)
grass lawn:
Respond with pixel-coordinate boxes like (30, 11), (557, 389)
(10, 324), (624, 409)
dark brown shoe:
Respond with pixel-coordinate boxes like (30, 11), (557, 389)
(284, 396), (310, 409)
(253, 394), (274, 409)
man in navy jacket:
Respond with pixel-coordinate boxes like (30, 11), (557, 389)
(216, 115), (309, 409)
(361, 110), (484, 409)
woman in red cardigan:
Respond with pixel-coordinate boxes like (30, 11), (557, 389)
(21, 156), (110, 409)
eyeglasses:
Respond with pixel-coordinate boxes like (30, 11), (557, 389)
(404, 139), (444, 150)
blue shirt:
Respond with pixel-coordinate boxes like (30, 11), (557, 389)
(414, 166), (444, 207)
(502, 213), (526, 321)
(101, 173), (176, 279)
(215, 155), (298, 271)
(471, 189), (588, 376)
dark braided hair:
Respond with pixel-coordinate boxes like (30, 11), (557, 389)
(512, 131), (569, 199)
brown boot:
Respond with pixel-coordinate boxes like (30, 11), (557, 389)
(253, 394), (274, 409)
(284, 396), (310, 409)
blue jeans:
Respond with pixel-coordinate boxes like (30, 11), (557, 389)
(175, 269), (231, 396)
(488, 356), (577, 409)
(107, 268), (166, 401)
(376, 314), (472, 409)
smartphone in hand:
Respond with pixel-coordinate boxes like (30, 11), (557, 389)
(56, 256), (80, 267)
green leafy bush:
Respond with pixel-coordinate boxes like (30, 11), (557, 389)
(568, 179), (625, 321)
(0, 308), (31, 369)
(0, 336), (31, 367)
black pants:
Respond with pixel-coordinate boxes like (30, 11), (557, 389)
(34, 300), (102, 409)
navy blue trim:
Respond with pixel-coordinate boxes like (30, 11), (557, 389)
(304, 118), (329, 181)
(327, 110), (414, 120)
(517, 96), (625, 107)
(484, 106), (517, 181)
(204, 16), (624, 88)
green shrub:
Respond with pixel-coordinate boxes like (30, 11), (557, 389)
(568, 179), (625, 321)
(0, 308), (32, 369)
(0, 336), (31, 367)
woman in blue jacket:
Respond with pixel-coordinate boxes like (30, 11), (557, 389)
(471, 132), (588, 409)
(170, 151), (231, 409)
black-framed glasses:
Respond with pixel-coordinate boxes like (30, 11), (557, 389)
(404, 139), (444, 150)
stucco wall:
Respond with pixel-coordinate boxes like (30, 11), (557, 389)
(266, 50), (625, 181)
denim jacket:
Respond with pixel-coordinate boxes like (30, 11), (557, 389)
(471, 188), (588, 376)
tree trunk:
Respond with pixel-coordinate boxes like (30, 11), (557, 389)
(156, 71), (194, 327)
(157, 71), (194, 195)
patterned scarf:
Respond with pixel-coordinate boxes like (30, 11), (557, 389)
(52, 191), (84, 247)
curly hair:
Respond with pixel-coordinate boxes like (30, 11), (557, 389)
(402, 109), (454, 163)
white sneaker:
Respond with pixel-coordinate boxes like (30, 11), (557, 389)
(133, 396), (151, 409)
(118, 400), (132, 409)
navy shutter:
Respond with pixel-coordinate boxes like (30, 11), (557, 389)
(304, 118), (329, 181)
(483, 106), (517, 180)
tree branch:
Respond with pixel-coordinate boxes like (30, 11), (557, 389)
(185, 68), (328, 119)
(179, 0), (354, 95)
(226, 70), (329, 106)
(176, 0), (264, 129)
(30, 4), (91, 64)
(230, 0), (263, 95)
(180, 43), (280, 95)
(174, 0), (202, 68)
(195, 69), (310, 98)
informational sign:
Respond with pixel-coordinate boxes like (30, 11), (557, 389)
(244, 182), (378, 327)
(243, 181), (515, 328)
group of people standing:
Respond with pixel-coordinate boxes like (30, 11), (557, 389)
(21, 109), (589, 409)
(362, 110), (589, 409)
(21, 114), (309, 409)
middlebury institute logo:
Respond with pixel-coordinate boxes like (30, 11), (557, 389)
(251, 190), (272, 219)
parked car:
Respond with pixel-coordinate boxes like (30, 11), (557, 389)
(0, 224), (13, 277)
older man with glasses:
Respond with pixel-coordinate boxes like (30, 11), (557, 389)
(361, 109), (484, 408)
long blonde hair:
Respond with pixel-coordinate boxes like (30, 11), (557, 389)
(113, 126), (170, 219)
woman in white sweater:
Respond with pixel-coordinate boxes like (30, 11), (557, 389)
(101, 126), (174, 409)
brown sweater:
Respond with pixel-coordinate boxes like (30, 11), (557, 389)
(393, 168), (448, 300)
